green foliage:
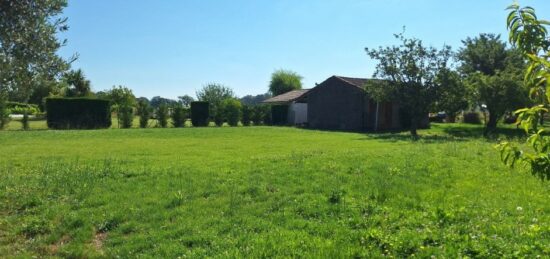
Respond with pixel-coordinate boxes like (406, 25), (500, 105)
(240, 93), (272, 106)
(251, 105), (270, 125)
(434, 69), (469, 122)
(136, 99), (151, 128)
(101, 86), (136, 128)
(467, 70), (528, 130)
(214, 108), (225, 127)
(45, 98), (111, 129)
(171, 105), (187, 128)
(271, 105), (289, 125)
(191, 101), (210, 127)
(242, 104), (252, 126)
(6, 102), (40, 115)
(269, 70), (303, 96)
(118, 105), (134, 129)
(178, 95), (195, 107)
(0, 125), (548, 257)
(0, 0), (73, 103)
(156, 103), (169, 128)
(196, 83), (235, 119)
(63, 69), (92, 97)
(102, 86), (136, 108)
(150, 96), (178, 109)
(223, 98), (242, 127)
(498, 3), (550, 181)
(458, 34), (527, 132)
(365, 33), (453, 137)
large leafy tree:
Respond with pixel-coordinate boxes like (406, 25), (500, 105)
(0, 0), (75, 103)
(365, 33), (453, 137)
(499, 4), (550, 180)
(196, 83), (235, 120)
(457, 34), (527, 132)
(268, 70), (302, 96)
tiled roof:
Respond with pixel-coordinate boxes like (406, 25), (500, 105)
(262, 89), (310, 104)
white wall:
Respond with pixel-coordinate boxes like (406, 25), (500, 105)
(288, 103), (308, 125)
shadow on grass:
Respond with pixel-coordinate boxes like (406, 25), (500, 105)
(365, 123), (530, 143)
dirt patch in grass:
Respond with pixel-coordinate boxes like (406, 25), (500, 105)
(48, 235), (70, 255)
(93, 232), (107, 254)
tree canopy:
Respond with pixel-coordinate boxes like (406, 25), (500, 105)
(365, 33), (453, 137)
(196, 83), (235, 120)
(457, 33), (527, 131)
(269, 70), (303, 96)
(178, 95), (195, 107)
(0, 0), (75, 103)
(63, 69), (92, 97)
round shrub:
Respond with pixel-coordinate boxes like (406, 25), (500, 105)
(223, 98), (242, 127)
(156, 104), (169, 128)
(171, 105), (187, 128)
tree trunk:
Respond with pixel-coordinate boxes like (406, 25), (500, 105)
(410, 117), (419, 139)
(484, 110), (498, 136)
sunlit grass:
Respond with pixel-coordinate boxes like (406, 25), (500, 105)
(0, 124), (548, 257)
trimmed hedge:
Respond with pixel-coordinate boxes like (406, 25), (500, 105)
(271, 105), (288, 125)
(191, 101), (209, 127)
(46, 98), (111, 129)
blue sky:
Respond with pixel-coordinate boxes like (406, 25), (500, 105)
(59, 0), (550, 99)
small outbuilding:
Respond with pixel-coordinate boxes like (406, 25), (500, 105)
(262, 89), (309, 125)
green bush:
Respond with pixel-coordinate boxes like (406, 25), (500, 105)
(118, 105), (134, 129)
(252, 105), (270, 125)
(242, 104), (251, 126)
(156, 104), (169, 128)
(191, 101), (209, 127)
(223, 98), (242, 127)
(463, 112), (482, 124)
(6, 102), (40, 115)
(136, 100), (151, 128)
(271, 105), (288, 125)
(213, 106), (224, 127)
(46, 98), (111, 129)
(171, 105), (186, 128)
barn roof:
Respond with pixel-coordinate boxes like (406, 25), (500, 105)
(334, 76), (371, 88)
(262, 89), (310, 104)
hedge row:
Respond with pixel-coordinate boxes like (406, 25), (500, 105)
(46, 98), (111, 129)
(191, 101), (209, 127)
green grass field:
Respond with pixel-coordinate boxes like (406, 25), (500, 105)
(0, 124), (549, 257)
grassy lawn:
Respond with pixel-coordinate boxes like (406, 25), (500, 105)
(0, 124), (548, 257)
